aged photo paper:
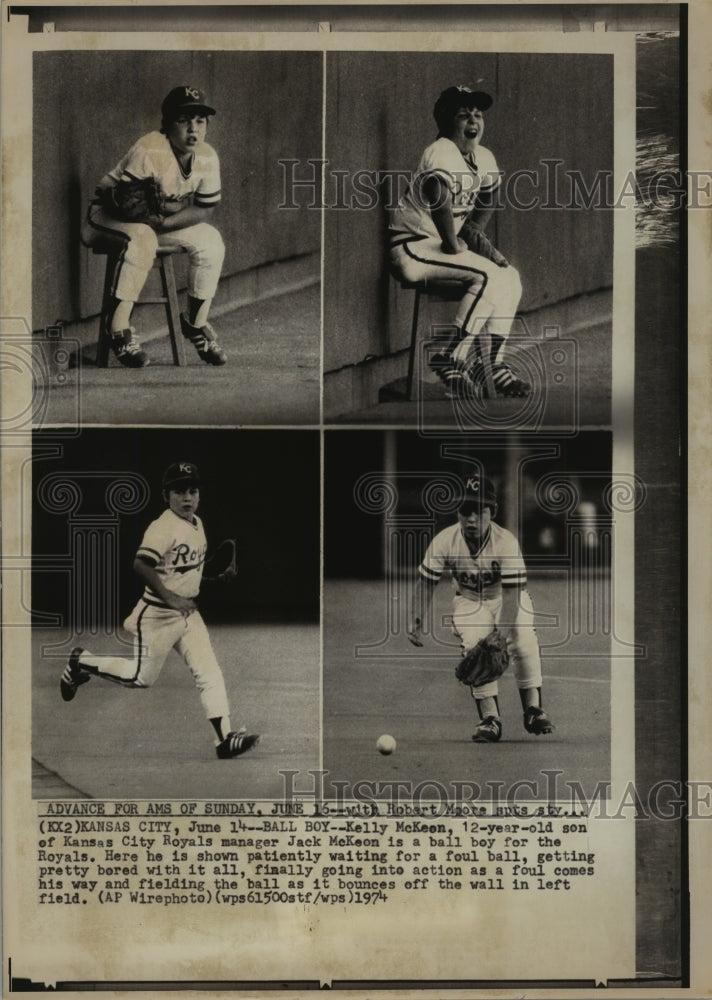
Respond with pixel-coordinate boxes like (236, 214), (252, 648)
(1, 1), (709, 996)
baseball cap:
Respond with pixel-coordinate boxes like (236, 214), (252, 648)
(459, 471), (497, 510)
(162, 462), (201, 491)
(161, 86), (216, 120)
(433, 85), (493, 133)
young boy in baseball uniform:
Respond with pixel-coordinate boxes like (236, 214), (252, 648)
(408, 470), (553, 742)
(82, 86), (227, 368)
(390, 85), (529, 397)
(60, 462), (259, 760)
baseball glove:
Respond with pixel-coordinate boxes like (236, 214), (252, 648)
(455, 629), (510, 687)
(101, 176), (166, 225)
(203, 538), (238, 583)
(459, 217), (509, 268)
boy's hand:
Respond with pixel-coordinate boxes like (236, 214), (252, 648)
(106, 176), (166, 225)
(459, 219), (509, 267)
(166, 595), (197, 615)
(442, 236), (468, 255)
(203, 539), (238, 582)
(454, 630), (510, 686)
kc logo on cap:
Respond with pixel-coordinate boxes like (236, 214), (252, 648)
(461, 473), (497, 508)
(161, 86), (216, 119)
(163, 461), (201, 490)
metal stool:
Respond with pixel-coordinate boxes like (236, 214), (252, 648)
(395, 277), (495, 401)
(93, 245), (187, 367)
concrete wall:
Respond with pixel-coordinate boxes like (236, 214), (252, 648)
(32, 50), (322, 330)
(323, 50), (614, 373)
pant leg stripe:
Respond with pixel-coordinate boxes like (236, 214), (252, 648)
(402, 240), (488, 323)
(82, 206), (132, 301)
(131, 602), (150, 684)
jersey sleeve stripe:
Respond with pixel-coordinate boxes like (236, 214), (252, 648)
(136, 546), (161, 564)
(419, 565), (441, 582)
(194, 190), (221, 206)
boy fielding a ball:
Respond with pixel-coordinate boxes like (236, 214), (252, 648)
(408, 470), (554, 742)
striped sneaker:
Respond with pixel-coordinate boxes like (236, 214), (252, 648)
(180, 314), (227, 366)
(491, 362), (531, 397)
(216, 732), (260, 759)
(60, 647), (91, 702)
(471, 716), (502, 743)
(109, 327), (149, 368)
(430, 353), (474, 399)
(523, 705), (554, 735)
(467, 358), (531, 397)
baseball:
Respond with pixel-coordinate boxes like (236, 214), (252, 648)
(376, 734), (396, 755)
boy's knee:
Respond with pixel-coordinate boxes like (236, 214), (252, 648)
(126, 225), (159, 266)
(205, 226), (225, 265)
(509, 629), (539, 660)
(190, 223), (224, 251)
(471, 680), (499, 699)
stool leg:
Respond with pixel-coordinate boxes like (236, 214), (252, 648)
(96, 255), (116, 368)
(159, 254), (186, 367)
(406, 289), (421, 401)
(478, 330), (496, 400)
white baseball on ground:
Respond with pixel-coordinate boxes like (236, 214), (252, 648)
(376, 734), (396, 755)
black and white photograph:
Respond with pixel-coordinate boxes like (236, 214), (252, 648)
(323, 431), (615, 795)
(32, 49), (322, 425)
(0, 0), (704, 995)
(31, 428), (320, 799)
(323, 50), (616, 431)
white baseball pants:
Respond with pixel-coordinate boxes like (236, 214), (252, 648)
(77, 600), (231, 721)
(451, 590), (542, 699)
(390, 236), (522, 341)
(82, 204), (225, 303)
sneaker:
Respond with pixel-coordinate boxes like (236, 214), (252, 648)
(491, 363), (531, 397)
(523, 705), (554, 735)
(109, 327), (149, 368)
(471, 716), (502, 743)
(60, 647), (91, 702)
(180, 313), (227, 366)
(430, 354), (476, 399)
(216, 732), (260, 759)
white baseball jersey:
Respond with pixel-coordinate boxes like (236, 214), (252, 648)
(419, 521), (527, 602)
(136, 508), (208, 602)
(108, 131), (221, 210)
(390, 138), (501, 243)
